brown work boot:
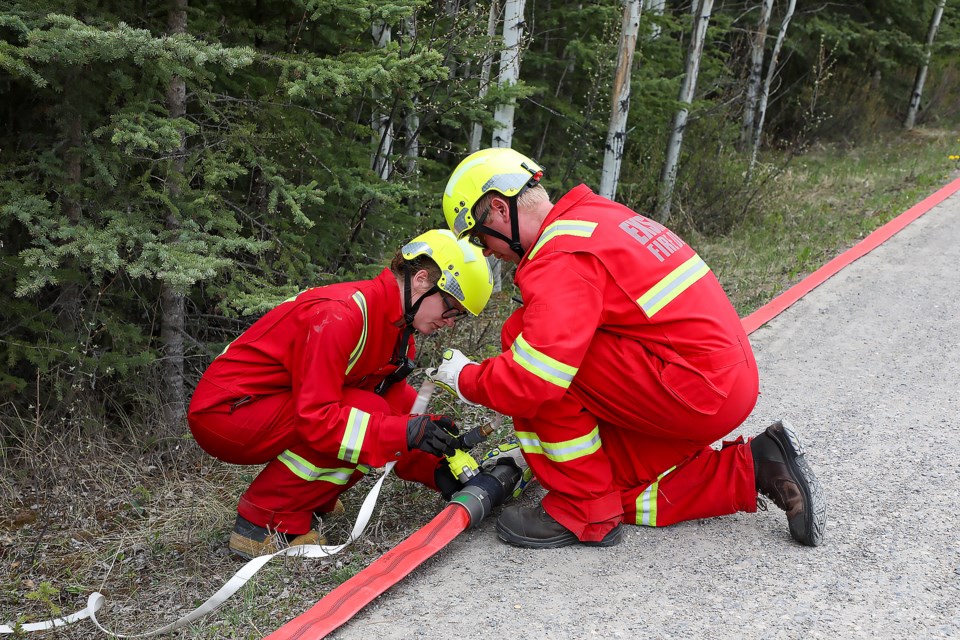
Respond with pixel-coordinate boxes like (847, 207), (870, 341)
(750, 420), (826, 547)
(228, 515), (326, 559)
(495, 503), (622, 549)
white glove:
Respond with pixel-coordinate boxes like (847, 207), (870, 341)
(480, 436), (534, 501)
(426, 348), (479, 406)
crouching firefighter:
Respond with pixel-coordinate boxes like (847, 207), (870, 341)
(187, 229), (494, 558)
(429, 147), (827, 550)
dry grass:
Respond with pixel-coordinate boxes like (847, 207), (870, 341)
(0, 295), (515, 638)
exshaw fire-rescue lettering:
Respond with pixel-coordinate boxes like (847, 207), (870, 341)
(618, 214), (687, 263)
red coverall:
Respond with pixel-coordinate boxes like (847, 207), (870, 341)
(187, 269), (442, 534)
(459, 185), (760, 542)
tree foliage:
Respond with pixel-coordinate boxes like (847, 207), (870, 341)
(1, 0), (957, 438)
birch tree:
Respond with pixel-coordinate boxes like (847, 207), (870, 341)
(162, 0), (188, 425)
(403, 14), (420, 175)
(656, 0), (714, 222)
(645, 0), (666, 39)
(904, 0), (948, 130)
(372, 20), (394, 179)
(749, 0), (796, 173)
(470, 0), (502, 152)
(740, 0), (774, 150)
(491, 0), (526, 148)
(599, 0), (642, 200)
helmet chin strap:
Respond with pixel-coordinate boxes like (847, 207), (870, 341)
(402, 268), (442, 323)
(475, 195), (526, 259)
(400, 264), (440, 341)
(378, 267), (439, 396)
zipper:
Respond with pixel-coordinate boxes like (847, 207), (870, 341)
(229, 395), (253, 413)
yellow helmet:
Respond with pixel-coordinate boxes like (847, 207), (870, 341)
(442, 148), (544, 239)
(401, 229), (493, 316)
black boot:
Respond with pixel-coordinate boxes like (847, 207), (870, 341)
(750, 420), (826, 547)
(495, 503), (622, 549)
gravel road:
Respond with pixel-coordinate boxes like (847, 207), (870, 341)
(327, 186), (960, 640)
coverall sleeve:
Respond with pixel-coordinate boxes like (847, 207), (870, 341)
(459, 252), (606, 418)
(292, 301), (409, 468)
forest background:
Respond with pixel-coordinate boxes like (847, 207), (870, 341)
(1, 0), (959, 635)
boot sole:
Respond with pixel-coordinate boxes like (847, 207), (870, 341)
(768, 420), (827, 546)
(495, 521), (623, 549)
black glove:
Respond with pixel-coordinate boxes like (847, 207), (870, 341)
(407, 414), (459, 457)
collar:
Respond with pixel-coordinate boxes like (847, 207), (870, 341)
(371, 268), (406, 328)
(540, 184), (594, 228)
(518, 184), (595, 271)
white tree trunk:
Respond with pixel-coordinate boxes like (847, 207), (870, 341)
(491, 0), (526, 148)
(446, 0), (463, 78)
(403, 15), (420, 175)
(644, 0), (665, 39)
(599, 0), (642, 200)
(904, 0), (947, 130)
(470, 0), (502, 152)
(749, 0), (795, 174)
(741, 0), (773, 149)
(371, 21), (394, 180)
(655, 0), (713, 222)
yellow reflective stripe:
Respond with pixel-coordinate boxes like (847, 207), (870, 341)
(339, 407), (370, 464)
(345, 291), (369, 375)
(527, 220), (598, 261)
(514, 427), (601, 463)
(635, 465), (677, 526)
(636, 254), (710, 317)
(278, 450), (364, 484)
(514, 431), (543, 455)
(510, 334), (578, 389)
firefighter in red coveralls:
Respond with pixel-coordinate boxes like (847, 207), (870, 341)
(428, 148), (826, 549)
(188, 229), (493, 558)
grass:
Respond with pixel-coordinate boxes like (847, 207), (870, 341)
(693, 128), (958, 316)
(1, 125), (958, 638)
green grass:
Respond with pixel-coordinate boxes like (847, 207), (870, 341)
(694, 128), (958, 316)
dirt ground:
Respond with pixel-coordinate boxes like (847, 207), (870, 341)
(323, 186), (960, 639)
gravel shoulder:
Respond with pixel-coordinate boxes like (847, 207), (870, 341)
(329, 189), (960, 639)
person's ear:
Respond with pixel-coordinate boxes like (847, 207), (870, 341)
(411, 269), (433, 295)
(490, 195), (510, 222)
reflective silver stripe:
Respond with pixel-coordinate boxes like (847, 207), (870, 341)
(515, 431), (543, 454)
(637, 254), (710, 317)
(442, 269), (465, 302)
(636, 465), (676, 526)
(513, 427), (601, 463)
(511, 334), (577, 389)
(346, 291), (368, 375)
(526, 220), (598, 261)
(481, 172), (534, 195)
(401, 240), (432, 256)
(339, 407), (370, 464)
(278, 450), (358, 485)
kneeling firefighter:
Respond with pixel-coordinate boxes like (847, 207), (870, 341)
(188, 229), (494, 558)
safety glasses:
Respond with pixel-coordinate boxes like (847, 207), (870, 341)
(440, 293), (468, 320)
(466, 204), (490, 248)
